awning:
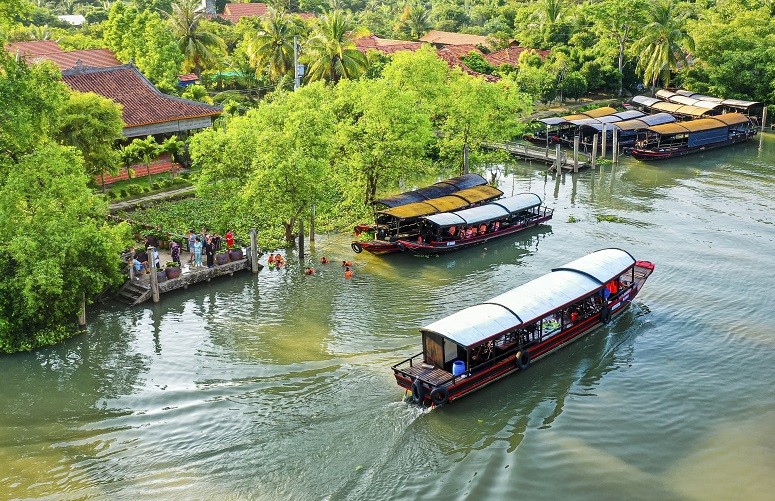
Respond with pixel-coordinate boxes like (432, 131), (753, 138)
(709, 113), (751, 126)
(374, 174), (486, 207)
(422, 193), (542, 228)
(421, 249), (636, 347)
(379, 185), (502, 219)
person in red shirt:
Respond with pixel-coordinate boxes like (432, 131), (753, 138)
(225, 230), (234, 248)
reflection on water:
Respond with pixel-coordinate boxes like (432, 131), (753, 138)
(1, 133), (775, 499)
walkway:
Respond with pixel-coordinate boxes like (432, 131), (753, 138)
(109, 186), (195, 213)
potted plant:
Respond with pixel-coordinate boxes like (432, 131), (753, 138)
(165, 261), (182, 279)
(228, 245), (243, 261)
(215, 249), (229, 265)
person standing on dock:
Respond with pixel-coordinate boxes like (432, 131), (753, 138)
(188, 230), (196, 264)
(193, 237), (203, 268)
(225, 230), (234, 249)
(170, 240), (181, 266)
(205, 236), (215, 268)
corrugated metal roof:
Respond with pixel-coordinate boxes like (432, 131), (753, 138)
(421, 249), (635, 347)
(647, 123), (690, 135)
(422, 194), (541, 227)
(538, 117), (571, 126)
(652, 102), (684, 113)
(679, 118), (727, 132)
(711, 113), (751, 126)
(613, 113), (676, 131)
(674, 105), (711, 117)
(631, 95), (661, 107)
(582, 107), (618, 118)
(655, 89), (677, 100)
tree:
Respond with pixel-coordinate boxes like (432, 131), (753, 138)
(334, 77), (435, 205)
(633, 0), (694, 91)
(122, 136), (163, 190)
(394, 2), (430, 40)
(0, 54), (128, 353)
(244, 7), (298, 82)
(55, 91), (124, 192)
(168, 0), (226, 80)
(560, 71), (587, 101)
(302, 10), (367, 83)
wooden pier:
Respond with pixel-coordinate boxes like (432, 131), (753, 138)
(485, 141), (590, 171)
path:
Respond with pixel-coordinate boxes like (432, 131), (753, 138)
(109, 186), (195, 213)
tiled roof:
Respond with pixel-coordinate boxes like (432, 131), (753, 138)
(419, 30), (491, 47)
(353, 35), (423, 54)
(4, 41), (122, 70)
(484, 46), (551, 66)
(220, 2), (314, 23)
(5, 40), (62, 57)
(178, 73), (199, 83)
(61, 65), (221, 127)
(436, 45), (500, 82)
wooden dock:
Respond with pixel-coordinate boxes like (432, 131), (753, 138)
(485, 141), (590, 171)
(117, 257), (255, 305)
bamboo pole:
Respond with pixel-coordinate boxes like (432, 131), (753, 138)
(555, 144), (561, 172)
(762, 106), (768, 131)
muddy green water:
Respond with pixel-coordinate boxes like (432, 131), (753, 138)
(2, 134), (775, 500)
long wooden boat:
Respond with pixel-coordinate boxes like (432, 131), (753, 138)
(629, 113), (757, 160)
(392, 249), (655, 407)
(354, 173), (488, 235)
(523, 107), (619, 146)
(352, 185), (502, 255)
(578, 112), (675, 149)
(394, 193), (552, 255)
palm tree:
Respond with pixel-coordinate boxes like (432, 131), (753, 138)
(245, 7), (298, 82)
(395, 2), (430, 40)
(167, 0), (226, 80)
(633, 0), (694, 92)
(302, 10), (367, 84)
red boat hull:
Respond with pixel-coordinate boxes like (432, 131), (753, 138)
(352, 240), (401, 255)
(630, 131), (756, 161)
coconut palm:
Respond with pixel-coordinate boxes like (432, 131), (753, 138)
(633, 0), (694, 91)
(245, 7), (298, 82)
(167, 0), (226, 80)
(395, 2), (431, 40)
(302, 10), (367, 84)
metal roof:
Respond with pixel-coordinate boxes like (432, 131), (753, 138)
(612, 113), (676, 132)
(582, 106), (618, 118)
(631, 95), (661, 107)
(421, 249), (636, 347)
(655, 89), (677, 100)
(373, 174), (486, 207)
(422, 193), (542, 228)
(538, 116), (571, 126)
(379, 185), (501, 219)
(651, 101), (684, 113)
(711, 113), (751, 126)
(646, 113), (750, 135)
(721, 98), (760, 109)
(612, 110), (646, 120)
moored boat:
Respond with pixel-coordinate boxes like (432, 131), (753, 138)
(524, 107), (619, 146)
(394, 193), (552, 255)
(629, 113), (757, 160)
(352, 185), (503, 255)
(392, 249), (655, 407)
(354, 173), (488, 236)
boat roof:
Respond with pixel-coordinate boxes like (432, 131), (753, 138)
(538, 107), (620, 126)
(422, 193), (542, 228)
(581, 106), (618, 118)
(631, 95), (661, 107)
(420, 248), (636, 347)
(615, 113), (676, 131)
(379, 185), (502, 219)
(721, 98), (760, 109)
(655, 89), (760, 110)
(655, 89), (676, 100)
(373, 173), (486, 207)
(538, 116), (571, 126)
(646, 113), (750, 135)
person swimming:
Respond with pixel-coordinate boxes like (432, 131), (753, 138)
(344, 266), (353, 279)
(342, 260), (353, 267)
(320, 257), (329, 264)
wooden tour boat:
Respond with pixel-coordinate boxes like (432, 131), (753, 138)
(392, 248), (655, 407)
(353, 173), (488, 236)
(628, 113), (757, 160)
(394, 193), (552, 255)
(523, 107), (618, 146)
(351, 185), (502, 255)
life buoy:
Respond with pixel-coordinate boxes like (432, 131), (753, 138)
(411, 379), (424, 404)
(516, 350), (530, 370)
(351, 242), (363, 253)
(430, 387), (449, 406)
(601, 304), (611, 324)
(397, 242), (407, 252)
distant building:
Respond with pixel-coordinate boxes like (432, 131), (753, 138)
(178, 73), (200, 87)
(419, 30), (515, 50)
(353, 35), (423, 55)
(57, 14), (86, 26)
(219, 2), (315, 23)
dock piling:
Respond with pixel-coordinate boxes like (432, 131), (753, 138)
(310, 205), (315, 242)
(601, 124), (607, 159)
(612, 128), (619, 164)
(573, 136), (580, 173)
(148, 246), (160, 303)
(554, 144), (561, 172)
(591, 135), (598, 170)
(298, 220), (304, 261)
(250, 227), (259, 273)
(762, 106), (768, 131)
(78, 292), (86, 330)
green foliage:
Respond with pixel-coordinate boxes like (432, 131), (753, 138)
(181, 83), (214, 103)
(560, 71), (587, 101)
(460, 51), (496, 75)
(632, 0), (694, 89)
(302, 10), (368, 83)
(244, 7), (300, 82)
(167, 0), (226, 78)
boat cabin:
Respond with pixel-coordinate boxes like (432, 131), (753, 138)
(372, 185), (502, 241)
(633, 113), (756, 152)
(392, 248), (656, 406)
(416, 193), (543, 243)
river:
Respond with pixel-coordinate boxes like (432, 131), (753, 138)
(2, 133), (774, 500)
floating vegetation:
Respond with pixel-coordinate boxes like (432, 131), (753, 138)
(595, 214), (654, 228)
(567, 215), (579, 223)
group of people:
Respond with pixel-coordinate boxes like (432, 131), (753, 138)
(127, 235), (162, 278)
(447, 221), (501, 240)
(187, 228), (235, 269)
(300, 257), (353, 278)
(267, 253), (286, 270)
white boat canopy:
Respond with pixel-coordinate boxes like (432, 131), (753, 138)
(422, 193), (542, 228)
(631, 95), (661, 107)
(420, 249), (636, 347)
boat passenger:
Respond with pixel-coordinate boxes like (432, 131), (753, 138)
(493, 221), (500, 231)
(344, 267), (353, 279)
(465, 227), (473, 239)
(275, 255), (285, 268)
(448, 225), (456, 237)
(479, 224), (487, 235)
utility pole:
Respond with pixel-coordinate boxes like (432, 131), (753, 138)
(294, 36), (304, 91)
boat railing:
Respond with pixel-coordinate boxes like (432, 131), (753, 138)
(391, 351), (423, 373)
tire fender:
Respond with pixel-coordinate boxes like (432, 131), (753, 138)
(411, 379), (424, 405)
(430, 387), (449, 406)
(351, 242), (363, 254)
(397, 242), (407, 252)
(601, 303), (611, 324)
(516, 350), (531, 371)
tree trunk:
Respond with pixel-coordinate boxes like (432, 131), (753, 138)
(284, 216), (297, 243)
(618, 41), (625, 97)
